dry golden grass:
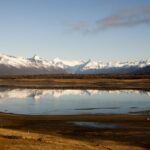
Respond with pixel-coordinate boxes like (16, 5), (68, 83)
(0, 128), (145, 150)
(0, 74), (150, 90)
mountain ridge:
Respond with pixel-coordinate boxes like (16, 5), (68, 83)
(0, 53), (150, 75)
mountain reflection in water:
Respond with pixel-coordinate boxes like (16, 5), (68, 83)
(0, 88), (150, 115)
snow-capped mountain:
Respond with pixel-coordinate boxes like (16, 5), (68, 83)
(0, 53), (150, 75)
(0, 54), (66, 75)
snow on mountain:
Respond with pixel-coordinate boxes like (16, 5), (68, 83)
(51, 57), (87, 73)
(50, 57), (150, 73)
(0, 53), (66, 75)
(0, 53), (150, 75)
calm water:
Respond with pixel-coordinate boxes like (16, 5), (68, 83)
(68, 122), (124, 129)
(0, 88), (150, 115)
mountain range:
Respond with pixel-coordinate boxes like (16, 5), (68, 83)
(0, 53), (150, 75)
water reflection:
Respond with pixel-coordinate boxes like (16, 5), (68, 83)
(69, 122), (124, 129)
(0, 88), (150, 115)
(0, 88), (150, 100)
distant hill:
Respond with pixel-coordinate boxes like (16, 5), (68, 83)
(133, 65), (150, 74)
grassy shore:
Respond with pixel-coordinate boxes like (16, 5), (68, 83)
(0, 74), (150, 90)
(0, 113), (150, 150)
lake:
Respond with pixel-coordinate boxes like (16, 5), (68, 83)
(0, 88), (150, 115)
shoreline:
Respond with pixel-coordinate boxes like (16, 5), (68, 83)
(0, 111), (150, 116)
(0, 85), (150, 91)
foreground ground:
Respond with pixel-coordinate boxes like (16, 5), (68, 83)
(0, 113), (150, 150)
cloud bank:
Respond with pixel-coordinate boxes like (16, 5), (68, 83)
(70, 6), (150, 33)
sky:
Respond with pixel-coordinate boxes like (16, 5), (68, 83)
(0, 0), (150, 61)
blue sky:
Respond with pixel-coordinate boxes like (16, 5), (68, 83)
(0, 0), (150, 61)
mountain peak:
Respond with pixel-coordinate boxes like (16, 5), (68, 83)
(31, 54), (41, 61)
(53, 57), (62, 62)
